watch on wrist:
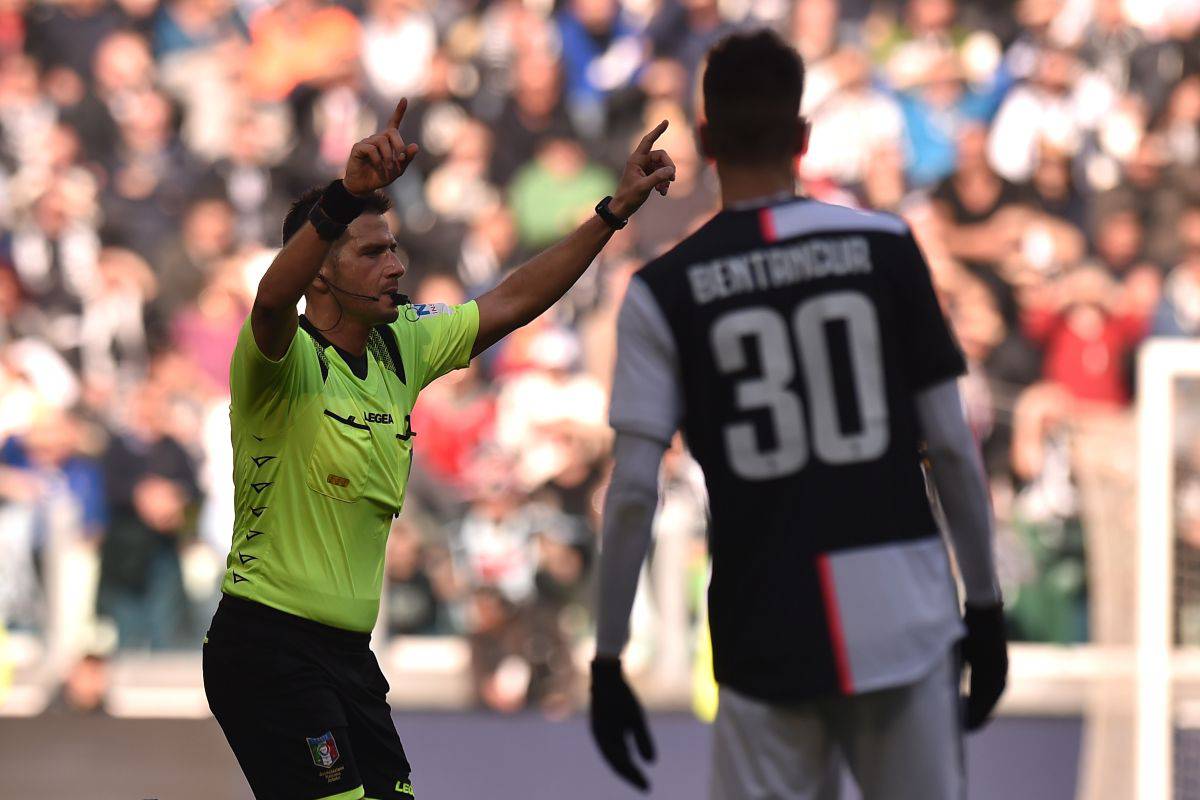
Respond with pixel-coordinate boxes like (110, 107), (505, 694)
(595, 195), (628, 230)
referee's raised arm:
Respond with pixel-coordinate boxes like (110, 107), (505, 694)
(250, 98), (419, 361)
(469, 120), (677, 358)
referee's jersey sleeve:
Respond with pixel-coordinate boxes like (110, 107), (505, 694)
(413, 300), (481, 389)
(889, 229), (967, 392)
(608, 275), (683, 445)
(229, 315), (322, 429)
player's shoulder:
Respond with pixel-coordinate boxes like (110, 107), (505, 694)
(762, 198), (911, 241)
(633, 200), (914, 290)
(635, 212), (727, 283)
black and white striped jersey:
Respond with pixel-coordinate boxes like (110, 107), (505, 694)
(610, 197), (967, 703)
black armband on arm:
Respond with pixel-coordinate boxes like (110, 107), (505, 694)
(308, 180), (369, 241)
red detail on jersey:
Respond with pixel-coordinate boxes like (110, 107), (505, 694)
(758, 207), (777, 242)
(817, 554), (855, 694)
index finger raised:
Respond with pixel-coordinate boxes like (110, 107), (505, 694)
(635, 119), (669, 155)
(387, 97), (409, 130)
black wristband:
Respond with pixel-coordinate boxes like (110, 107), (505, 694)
(308, 203), (346, 241)
(320, 179), (369, 225)
(595, 196), (628, 230)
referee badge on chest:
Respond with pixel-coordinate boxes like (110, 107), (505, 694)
(307, 731), (341, 768)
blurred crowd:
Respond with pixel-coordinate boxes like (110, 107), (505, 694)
(1, 0), (1199, 713)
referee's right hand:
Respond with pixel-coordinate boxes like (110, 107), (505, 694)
(590, 656), (656, 792)
(344, 98), (420, 196)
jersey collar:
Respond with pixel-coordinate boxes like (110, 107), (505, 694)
(298, 314), (369, 380)
(725, 191), (805, 212)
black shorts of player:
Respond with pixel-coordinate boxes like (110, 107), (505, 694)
(203, 594), (415, 800)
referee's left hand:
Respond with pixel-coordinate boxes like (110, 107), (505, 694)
(609, 120), (676, 219)
(590, 656), (656, 792)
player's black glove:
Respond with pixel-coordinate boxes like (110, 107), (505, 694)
(961, 602), (1008, 731)
(590, 657), (656, 792)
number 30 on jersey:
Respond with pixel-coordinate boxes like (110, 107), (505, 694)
(711, 291), (888, 480)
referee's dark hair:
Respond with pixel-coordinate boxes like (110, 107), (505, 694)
(281, 187), (392, 247)
(700, 29), (807, 166)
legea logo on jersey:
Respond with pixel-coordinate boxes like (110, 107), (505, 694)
(306, 731), (340, 768)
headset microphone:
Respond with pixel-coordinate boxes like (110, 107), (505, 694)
(316, 274), (410, 306)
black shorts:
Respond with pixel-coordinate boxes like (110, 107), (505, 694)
(203, 594), (415, 800)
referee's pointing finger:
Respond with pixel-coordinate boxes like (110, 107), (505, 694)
(635, 119), (669, 155)
(388, 97), (409, 130)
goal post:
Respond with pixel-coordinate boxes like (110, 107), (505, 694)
(1135, 338), (1187, 800)
(1000, 338), (1200, 800)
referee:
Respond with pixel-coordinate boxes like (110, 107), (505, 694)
(202, 98), (675, 800)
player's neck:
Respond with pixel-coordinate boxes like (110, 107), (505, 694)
(305, 303), (371, 356)
(716, 161), (798, 210)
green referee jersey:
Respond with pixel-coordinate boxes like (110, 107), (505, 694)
(221, 301), (479, 632)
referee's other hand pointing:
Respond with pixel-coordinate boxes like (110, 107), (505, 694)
(344, 98), (421, 197)
(609, 119), (676, 219)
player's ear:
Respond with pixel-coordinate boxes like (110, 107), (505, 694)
(796, 116), (811, 158)
(697, 121), (715, 161)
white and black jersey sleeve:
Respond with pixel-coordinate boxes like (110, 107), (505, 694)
(596, 277), (681, 658)
(608, 275), (684, 444)
(916, 378), (1001, 605)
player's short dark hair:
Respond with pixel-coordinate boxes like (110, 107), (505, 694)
(702, 29), (806, 166)
(281, 186), (392, 246)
